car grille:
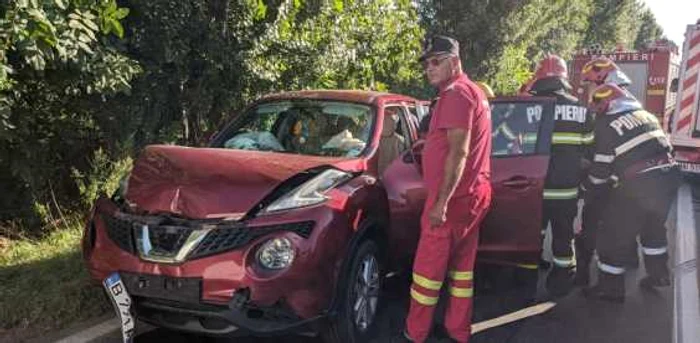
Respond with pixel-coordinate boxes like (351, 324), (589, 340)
(143, 225), (194, 255)
(100, 212), (314, 260)
(188, 221), (315, 259)
(101, 214), (135, 253)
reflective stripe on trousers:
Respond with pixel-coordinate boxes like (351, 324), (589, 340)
(553, 256), (575, 268)
(598, 260), (626, 275)
(406, 192), (489, 343)
(543, 187), (579, 200)
(641, 246), (667, 255)
(552, 132), (584, 145)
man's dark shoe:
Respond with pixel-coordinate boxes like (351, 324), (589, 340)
(431, 325), (460, 342)
(582, 284), (625, 303)
(546, 266), (575, 297)
(639, 275), (671, 289)
(392, 329), (413, 343)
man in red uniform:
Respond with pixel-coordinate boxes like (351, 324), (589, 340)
(397, 35), (492, 343)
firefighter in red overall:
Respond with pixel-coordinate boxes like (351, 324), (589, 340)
(582, 84), (680, 302)
(528, 54), (594, 296)
(575, 57), (635, 286)
(396, 35), (492, 343)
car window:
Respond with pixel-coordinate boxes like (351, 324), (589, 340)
(383, 106), (410, 151)
(377, 106), (413, 174)
(406, 106), (421, 127)
(491, 102), (543, 157)
(214, 100), (374, 157)
(407, 106), (417, 118)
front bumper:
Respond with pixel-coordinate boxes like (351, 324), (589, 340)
(131, 293), (325, 336)
(116, 272), (325, 335)
(84, 197), (355, 325)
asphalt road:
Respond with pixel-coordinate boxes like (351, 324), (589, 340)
(91, 262), (672, 343)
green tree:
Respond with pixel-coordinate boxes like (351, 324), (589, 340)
(244, 0), (425, 96)
(486, 44), (533, 95)
(634, 6), (664, 50)
(583, 0), (641, 50)
(421, 0), (591, 94)
(0, 0), (140, 228)
(111, 0), (425, 148)
(1, 0), (427, 231)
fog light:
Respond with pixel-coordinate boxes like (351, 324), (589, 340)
(256, 237), (295, 270)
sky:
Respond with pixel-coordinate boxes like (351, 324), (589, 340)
(643, 0), (700, 47)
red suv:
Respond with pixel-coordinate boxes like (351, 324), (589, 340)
(83, 90), (556, 342)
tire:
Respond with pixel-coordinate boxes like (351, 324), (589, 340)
(323, 239), (384, 343)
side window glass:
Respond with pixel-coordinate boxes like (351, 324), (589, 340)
(417, 104), (430, 121)
(377, 106), (413, 175)
(383, 106), (411, 150)
(404, 106), (420, 141)
(407, 105), (427, 130)
(491, 102), (543, 156)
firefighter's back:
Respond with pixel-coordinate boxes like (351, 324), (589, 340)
(547, 92), (593, 190)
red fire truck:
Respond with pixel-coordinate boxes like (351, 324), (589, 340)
(668, 22), (700, 174)
(569, 40), (681, 133)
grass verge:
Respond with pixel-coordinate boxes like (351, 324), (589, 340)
(0, 223), (110, 341)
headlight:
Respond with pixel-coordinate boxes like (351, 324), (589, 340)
(262, 169), (352, 213)
(257, 237), (295, 269)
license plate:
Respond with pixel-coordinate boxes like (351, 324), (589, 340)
(103, 272), (136, 343)
(678, 161), (700, 173)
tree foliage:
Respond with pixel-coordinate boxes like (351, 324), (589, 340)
(634, 5), (665, 50)
(419, 0), (592, 94)
(583, 0), (665, 51)
(0, 0), (140, 227)
(584, 0), (639, 50)
(0, 0), (425, 230)
(421, 0), (663, 94)
(0, 0), (667, 233)
(111, 0), (424, 148)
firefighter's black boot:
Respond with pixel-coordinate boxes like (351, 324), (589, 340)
(582, 271), (625, 303)
(640, 252), (671, 289)
(392, 329), (413, 343)
(574, 238), (592, 287)
(546, 266), (575, 297)
(627, 244), (640, 269)
(574, 263), (590, 287)
(431, 326), (460, 343)
(639, 275), (671, 289)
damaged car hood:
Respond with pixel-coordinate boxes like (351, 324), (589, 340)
(125, 145), (365, 219)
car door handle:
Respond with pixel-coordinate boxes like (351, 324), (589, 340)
(502, 177), (532, 188)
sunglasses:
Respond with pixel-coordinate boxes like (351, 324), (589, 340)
(422, 54), (453, 68)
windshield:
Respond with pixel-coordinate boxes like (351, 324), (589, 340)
(215, 100), (374, 157)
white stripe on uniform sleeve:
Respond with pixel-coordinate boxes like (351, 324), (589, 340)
(588, 175), (609, 185)
(594, 154), (615, 163)
(614, 130), (666, 156)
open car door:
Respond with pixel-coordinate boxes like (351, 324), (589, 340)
(478, 96), (555, 267)
(382, 96), (555, 269)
